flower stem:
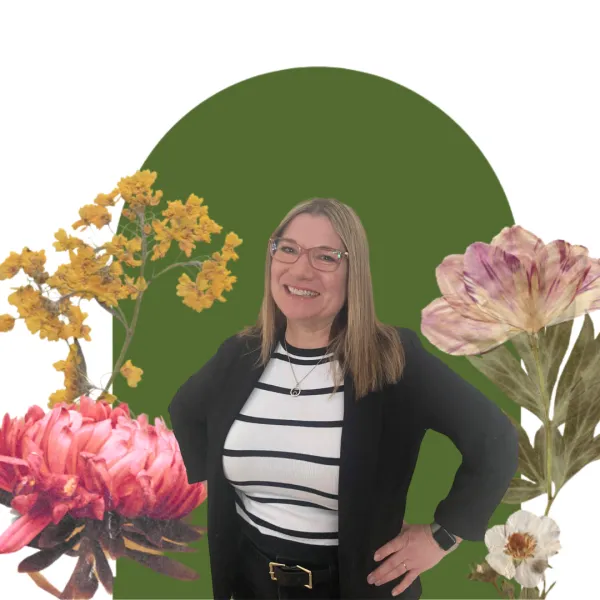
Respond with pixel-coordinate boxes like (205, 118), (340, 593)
(148, 260), (204, 284)
(529, 334), (555, 515)
(99, 208), (149, 397)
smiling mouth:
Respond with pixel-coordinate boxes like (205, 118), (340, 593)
(285, 284), (320, 297)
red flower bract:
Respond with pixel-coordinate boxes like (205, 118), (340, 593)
(0, 395), (207, 554)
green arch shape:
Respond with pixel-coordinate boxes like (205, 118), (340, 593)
(113, 66), (518, 599)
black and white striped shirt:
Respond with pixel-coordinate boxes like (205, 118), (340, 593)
(222, 339), (344, 554)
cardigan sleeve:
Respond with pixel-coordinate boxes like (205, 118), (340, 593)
(403, 327), (519, 542)
(167, 336), (236, 485)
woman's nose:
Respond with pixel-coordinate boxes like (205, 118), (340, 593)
(289, 252), (314, 275)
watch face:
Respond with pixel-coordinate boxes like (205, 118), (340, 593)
(433, 527), (456, 550)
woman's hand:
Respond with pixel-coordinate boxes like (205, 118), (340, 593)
(367, 523), (459, 597)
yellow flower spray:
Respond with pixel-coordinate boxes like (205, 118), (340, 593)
(0, 170), (242, 410)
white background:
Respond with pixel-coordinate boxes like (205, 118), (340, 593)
(1, 2), (599, 599)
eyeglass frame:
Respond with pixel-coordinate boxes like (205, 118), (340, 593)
(268, 236), (349, 271)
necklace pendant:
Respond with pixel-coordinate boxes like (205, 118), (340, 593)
(290, 386), (301, 397)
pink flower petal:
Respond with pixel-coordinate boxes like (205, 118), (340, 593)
(462, 242), (538, 330)
(570, 256), (600, 316)
(535, 240), (592, 324)
(422, 297), (518, 355)
(0, 509), (53, 554)
(490, 225), (545, 271)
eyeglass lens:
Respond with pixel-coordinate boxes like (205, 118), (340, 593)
(271, 238), (342, 271)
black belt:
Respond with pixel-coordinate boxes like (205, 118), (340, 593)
(240, 532), (339, 590)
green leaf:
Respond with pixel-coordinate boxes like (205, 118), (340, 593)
(533, 424), (566, 491)
(549, 314), (600, 488)
(502, 477), (545, 504)
(563, 434), (600, 483)
(519, 585), (540, 599)
(500, 578), (516, 595)
(554, 313), (600, 426)
(511, 319), (573, 406)
(501, 411), (545, 485)
(466, 345), (545, 420)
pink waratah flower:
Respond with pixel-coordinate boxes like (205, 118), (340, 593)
(0, 396), (207, 597)
(421, 225), (600, 355)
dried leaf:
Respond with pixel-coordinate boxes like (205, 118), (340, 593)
(120, 529), (196, 553)
(551, 315), (600, 486)
(90, 538), (114, 595)
(122, 516), (205, 544)
(467, 560), (499, 584)
(500, 578), (516, 598)
(502, 477), (545, 504)
(554, 314), (599, 425)
(501, 411), (545, 485)
(124, 547), (199, 580)
(18, 534), (81, 572)
(533, 425), (566, 491)
(59, 538), (99, 600)
(563, 434), (600, 483)
(37, 519), (80, 549)
(466, 346), (544, 420)
(27, 572), (62, 599)
(511, 320), (573, 404)
(519, 585), (540, 598)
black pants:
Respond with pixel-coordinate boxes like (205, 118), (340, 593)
(232, 531), (341, 599)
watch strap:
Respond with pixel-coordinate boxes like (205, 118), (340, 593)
(430, 521), (457, 551)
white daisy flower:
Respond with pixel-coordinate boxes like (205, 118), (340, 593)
(484, 509), (561, 588)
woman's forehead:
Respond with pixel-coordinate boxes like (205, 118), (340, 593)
(283, 214), (342, 247)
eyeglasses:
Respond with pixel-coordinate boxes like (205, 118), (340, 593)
(269, 237), (348, 272)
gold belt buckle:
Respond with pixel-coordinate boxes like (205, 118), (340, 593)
(268, 561), (313, 589)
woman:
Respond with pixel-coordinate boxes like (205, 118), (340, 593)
(168, 198), (519, 600)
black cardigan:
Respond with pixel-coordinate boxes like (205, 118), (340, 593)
(168, 326), (519, 599)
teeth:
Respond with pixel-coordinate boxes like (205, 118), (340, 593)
(288, 285), (319, 297)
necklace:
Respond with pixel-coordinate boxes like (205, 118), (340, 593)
(284, 339), (327, 396)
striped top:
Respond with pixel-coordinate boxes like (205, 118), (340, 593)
(222, 336), (344, 560)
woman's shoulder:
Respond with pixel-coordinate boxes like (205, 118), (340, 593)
(217, 327), (263, 358)
(382, 323), (419, 346)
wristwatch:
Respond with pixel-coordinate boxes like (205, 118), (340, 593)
(430, 522), (458, 551)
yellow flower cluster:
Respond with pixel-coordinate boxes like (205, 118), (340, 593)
(46, 245), (128, 308)
(0, 170), (242, 408)
(176, 232), (242, 311)
(104, 235), (143, 268)
(49, 342), (89, 407)
(5, 285), (91, 342)
(117, 170), (163, 210)
(120, 359), (143, 387)
(151, 193), (223, 260)
(0, 248), (49, 285)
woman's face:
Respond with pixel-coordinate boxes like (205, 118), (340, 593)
(270, 213), (348, 330)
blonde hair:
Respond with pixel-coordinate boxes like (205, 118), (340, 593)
(238, 197), (406, 401)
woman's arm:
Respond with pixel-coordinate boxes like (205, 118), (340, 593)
(168, 336), (237, 484)
(402, 327), (519, 542)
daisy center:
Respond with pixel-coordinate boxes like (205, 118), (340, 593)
(505, 532), (537, 559)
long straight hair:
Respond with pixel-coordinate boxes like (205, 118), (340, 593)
(238, 197), (406, 401)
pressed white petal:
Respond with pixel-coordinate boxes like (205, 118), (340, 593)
(515, 560), (543, 588)
(506, 510), (540, 535)
(485, 525), (508, 551)
(486, 552), (515, 579)
(539, 538), (561, 556)
(535, 515), (561, 549)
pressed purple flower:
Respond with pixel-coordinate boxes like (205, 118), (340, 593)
(422, 225), (600, 354)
